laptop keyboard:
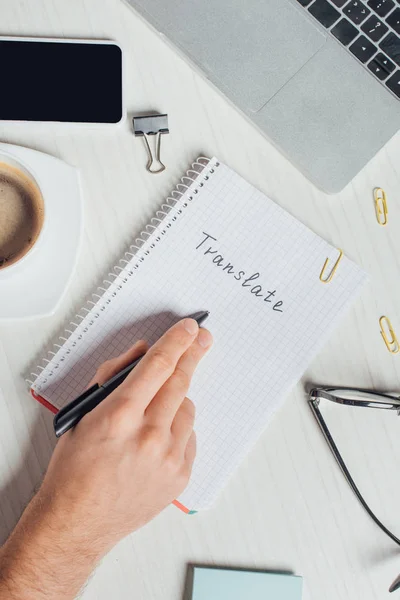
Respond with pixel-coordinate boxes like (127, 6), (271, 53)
(296, 0), (400, 99)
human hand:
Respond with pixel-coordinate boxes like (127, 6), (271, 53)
(38, 318), (212, 556)
(0, 319), (212, 600)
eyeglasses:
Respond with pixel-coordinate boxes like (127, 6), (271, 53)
(309, 387), (400, 593)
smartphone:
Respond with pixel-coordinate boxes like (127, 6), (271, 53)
(0, 37), (123, 124)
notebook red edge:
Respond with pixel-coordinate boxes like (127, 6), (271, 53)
(30, 388), (192, 514)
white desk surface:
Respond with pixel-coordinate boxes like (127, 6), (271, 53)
(1, 1), (400, 599)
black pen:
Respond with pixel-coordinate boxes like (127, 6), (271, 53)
(390, 574), (400, 594)
(53, 311), (210, 438)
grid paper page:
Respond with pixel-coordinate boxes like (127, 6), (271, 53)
(32, 158), (367, 511)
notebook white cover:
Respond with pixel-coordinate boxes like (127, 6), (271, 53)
(30, 157), (367, 511)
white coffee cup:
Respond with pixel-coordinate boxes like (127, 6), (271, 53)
(0, 152), (46, 274)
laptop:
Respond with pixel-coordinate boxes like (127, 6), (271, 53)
(124, 0), (400, 193)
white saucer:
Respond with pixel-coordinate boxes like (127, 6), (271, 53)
(0, 143), (83, 320)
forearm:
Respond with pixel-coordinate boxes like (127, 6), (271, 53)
(0, 492), (103, 600)
(0, 322), (207, 599)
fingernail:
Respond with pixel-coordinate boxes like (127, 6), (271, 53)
(183, 318), (199, 335)
(197, 329), (213, 348)
(135, 340), (147, 348)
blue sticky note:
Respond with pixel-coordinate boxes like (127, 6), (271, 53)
(192, 567), (302, 600)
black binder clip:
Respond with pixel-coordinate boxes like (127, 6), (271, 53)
(133, 113), (169, 174)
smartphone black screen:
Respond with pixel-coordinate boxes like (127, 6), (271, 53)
(0, 40), (123, 123)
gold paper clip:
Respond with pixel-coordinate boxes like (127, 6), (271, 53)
(374, 188), (388, 226)
(319, 248), (343, 284)
(380, 316), (399, 355)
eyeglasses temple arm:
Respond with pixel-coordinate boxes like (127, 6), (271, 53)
(309, 398), (400, 547)
(313, 387), (400, 411)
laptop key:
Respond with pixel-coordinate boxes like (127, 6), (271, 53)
(386, 8), (400, 35)
(380, 32), (400, 66)
(368, 56), (393, 78)
(350, 34), (377, 61)
(367, 0), (395, 18)
(361, 15), (389, 41)
(331, 0), (347, 5)
(308, 0), (341, 27)
(344, 1), (371, 25)
(296, 0), (313, 6)
(332, 18), (359, 44)
(373, 51), (396, 73)
(386, 70), (400, 97)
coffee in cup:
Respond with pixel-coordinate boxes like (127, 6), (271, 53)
(0, 161), (45, 270)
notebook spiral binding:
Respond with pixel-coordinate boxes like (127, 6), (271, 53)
(27, 156), (219, 389)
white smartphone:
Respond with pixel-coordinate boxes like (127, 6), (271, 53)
(0, 37), (123, 124)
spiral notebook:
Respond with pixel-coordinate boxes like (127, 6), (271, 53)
(29, 157), (367, 512)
